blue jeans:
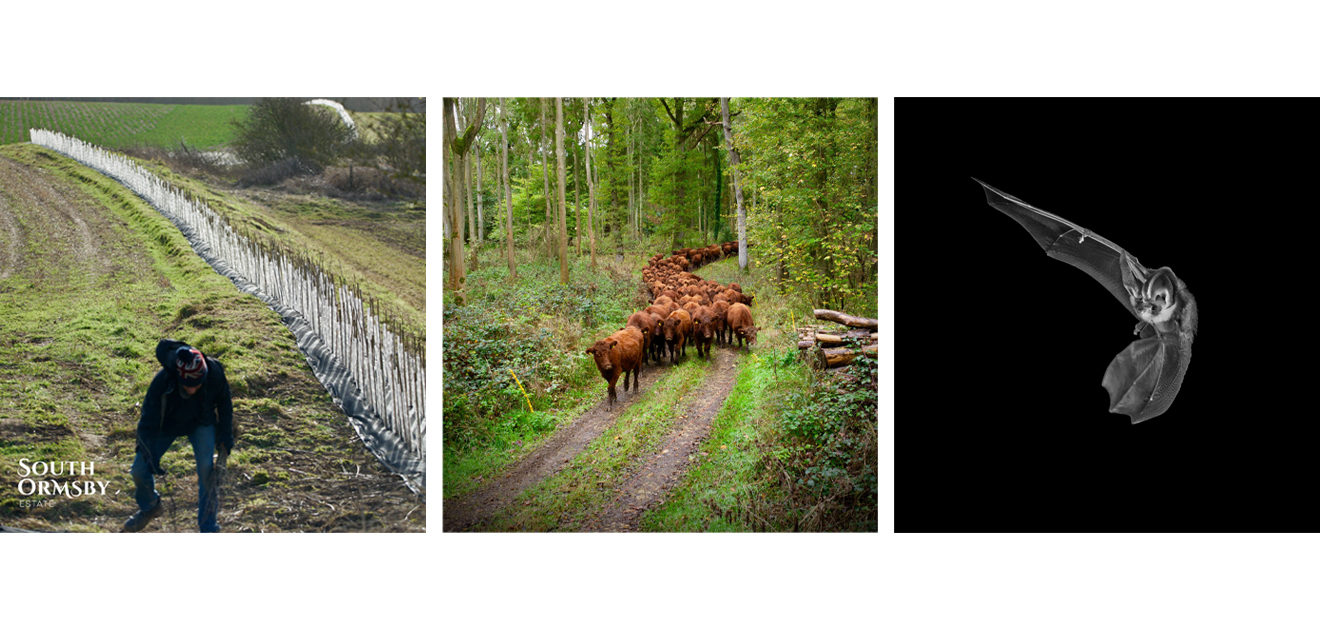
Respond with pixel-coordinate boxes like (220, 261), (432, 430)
(131, 423), (219, 532)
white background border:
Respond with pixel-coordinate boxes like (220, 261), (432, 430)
(8, 1), (1319, 627)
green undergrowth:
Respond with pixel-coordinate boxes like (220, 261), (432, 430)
(443, 247), (649, 494)
(482, 356), (712, 531)
(0, 144), (420, 531)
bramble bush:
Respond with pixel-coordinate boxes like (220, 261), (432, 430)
(443, 254), (638, 451)
(774, 347), (878, 530)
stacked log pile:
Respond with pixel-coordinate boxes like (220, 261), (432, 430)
(798, 309), (878, 369)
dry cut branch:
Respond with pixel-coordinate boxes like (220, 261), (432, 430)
(813, 309), (879, 330)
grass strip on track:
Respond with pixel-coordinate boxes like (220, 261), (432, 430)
(638, 351), (794, 532)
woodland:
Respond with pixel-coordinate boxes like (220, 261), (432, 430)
(442, 97), (878, 531)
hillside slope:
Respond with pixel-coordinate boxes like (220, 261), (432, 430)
(0, 143), (423, 532)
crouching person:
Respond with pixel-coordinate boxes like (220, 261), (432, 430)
(124, 339), (234, 533)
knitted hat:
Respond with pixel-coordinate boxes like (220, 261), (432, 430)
(176, 347), (208, 387)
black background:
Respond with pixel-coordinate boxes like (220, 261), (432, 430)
(897, 98), (1313, 532)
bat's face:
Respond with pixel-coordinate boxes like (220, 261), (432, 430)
(1130, 267), (1180, 324)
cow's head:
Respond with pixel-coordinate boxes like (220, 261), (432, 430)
(585, 339), (618, 372)
(738, 326), (759, 346)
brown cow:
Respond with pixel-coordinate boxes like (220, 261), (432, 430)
(662, 308), (692, 363)
(627, 311), (658, 365)
(718, 289), (754, 307)
(653, 295), (674, 307)
(585, 326), (645, 408)
(689, 305), (718, 358)
(709, 299), (731, 345)
(726, 303), (759, 349)
(644, 302), (673, 322)
(646, 314), (667, 364)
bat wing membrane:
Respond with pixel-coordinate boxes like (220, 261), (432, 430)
(1102, 335), (1188, 423)
(976, 179), (1137, 318)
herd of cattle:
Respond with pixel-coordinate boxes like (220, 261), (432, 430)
(586, 241), (759, 407)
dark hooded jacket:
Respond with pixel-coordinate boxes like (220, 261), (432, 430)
(138, 339), (234, 453)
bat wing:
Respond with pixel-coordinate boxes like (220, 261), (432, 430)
(1102, 334), (1189, 423)
(976, 179), (1139, 318)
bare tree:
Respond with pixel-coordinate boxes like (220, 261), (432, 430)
(721, 97), (747, 271)
(500, 97), (515, 278)
(541, 98), (553, 258)
(464, 100), (477, 270)
(573, 126), (581, 257)
(443, 97), (487, 304)
(584, 98), (597, 269)
(476, 137), (484, 242)
(556, 97), (569, 284)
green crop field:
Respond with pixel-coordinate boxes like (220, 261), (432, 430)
(0, 100), (247, 149)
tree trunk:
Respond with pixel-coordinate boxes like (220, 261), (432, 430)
(476, 139), (484, 243)
(443, 97), (487, 305)
(556, 97), (569, 284)
(574, 130), (581, 257)
(628, 120), (635, 242)
(721, 98), (748, 271)
(605, 98), (623, 256)
(584, 98), (597, 269)
(444, 100), (465, 302)
(500, 97), (515, 278)
(466, 143), (478, 270)
(541, 98), (553, 258)
(813, 309), (879, 329)
(713, 142), (722, 242)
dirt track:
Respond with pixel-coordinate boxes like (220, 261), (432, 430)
(584, 346), (740, 532)
(444, 345), (741, 532)
(442, 358), (669, 531)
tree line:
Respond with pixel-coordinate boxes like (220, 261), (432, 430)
(443, 97), (877, 313)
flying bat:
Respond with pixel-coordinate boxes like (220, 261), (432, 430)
(975, 179), (1198, 423)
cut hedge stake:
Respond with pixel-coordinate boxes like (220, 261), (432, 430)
(509, 369), (533, 413)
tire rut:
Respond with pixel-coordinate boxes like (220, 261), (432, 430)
(443, 354), (672, 532)
(0, 156), (103, 274)
(0, 189), (20, 279)
(584, 346), (740, 532)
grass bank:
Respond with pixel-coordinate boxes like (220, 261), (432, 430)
(132, 156), (425, 338)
